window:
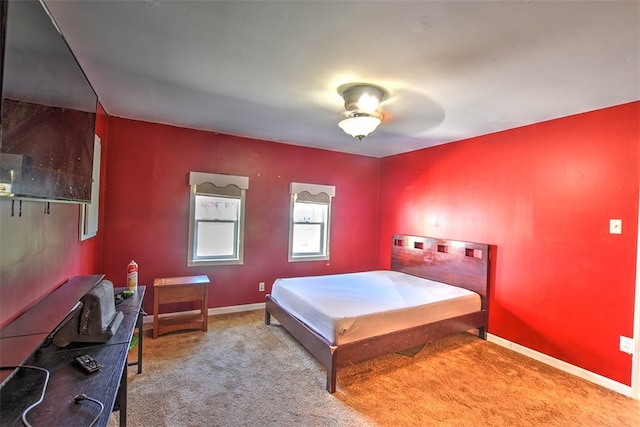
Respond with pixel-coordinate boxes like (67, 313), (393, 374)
(79, 135), (101, 241)
(188, 172), (248, 266)
(289, 182), (335, 262)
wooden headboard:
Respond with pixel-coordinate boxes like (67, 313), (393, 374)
(390, 235), (490, 309)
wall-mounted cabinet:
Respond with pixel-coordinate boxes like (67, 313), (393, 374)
(0, 0), (97, 203)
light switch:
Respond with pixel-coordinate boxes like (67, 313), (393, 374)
(610, 219), (622, 234)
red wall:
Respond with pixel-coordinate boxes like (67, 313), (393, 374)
(2, 101), (638, 389)
(101, 117), (380, 314)
(378, 101), (639, 385)
(0, 104), (109, 327)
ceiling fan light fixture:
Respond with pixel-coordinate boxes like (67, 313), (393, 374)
(341, 84), (385, 113)
(338, 83), (386, 140)
(338, 114), (382, 141)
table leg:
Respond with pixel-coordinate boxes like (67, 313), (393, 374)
(119, 362), (127, 427)
(136, 308), (143, 373)
(153, 288), (159, 339)
(203, 285), (209, 332)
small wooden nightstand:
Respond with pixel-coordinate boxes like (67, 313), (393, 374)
(153, 275), (210, 339)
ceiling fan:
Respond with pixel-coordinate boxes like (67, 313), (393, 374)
(337, 83), (387, 141)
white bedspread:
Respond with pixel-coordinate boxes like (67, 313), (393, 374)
(270, 270), (480, 345)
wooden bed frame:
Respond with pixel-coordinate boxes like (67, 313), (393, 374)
(265, 234), (490, 393)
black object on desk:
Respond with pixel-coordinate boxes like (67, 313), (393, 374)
(75, 354), (102, 373)
(0, 278), (145, 427)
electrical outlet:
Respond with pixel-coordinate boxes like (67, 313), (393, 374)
(620, 336), (634, 354)
(610, 219), (622, 234)
(259, 282), (265, 292)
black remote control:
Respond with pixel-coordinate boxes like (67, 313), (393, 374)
(74, 354), (102, 373)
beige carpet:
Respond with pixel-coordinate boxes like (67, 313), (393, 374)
(111, 310), (640, 426)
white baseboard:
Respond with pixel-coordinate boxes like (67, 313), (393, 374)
(142, 302), (266, 327)
(488, 333), (634, 398)
(206, 302), (266, 316)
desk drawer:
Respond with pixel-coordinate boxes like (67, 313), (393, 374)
(156, 285), (205, 304)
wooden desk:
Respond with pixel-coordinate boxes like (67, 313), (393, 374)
(0, 282), (145, 427)
(153, 275), (210, 339)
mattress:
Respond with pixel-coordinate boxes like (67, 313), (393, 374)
(270, 270), (481, 345)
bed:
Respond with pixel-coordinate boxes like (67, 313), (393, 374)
(265, 234), (490, 393)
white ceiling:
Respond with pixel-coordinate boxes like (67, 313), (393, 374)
(43, 0), (639, 158)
